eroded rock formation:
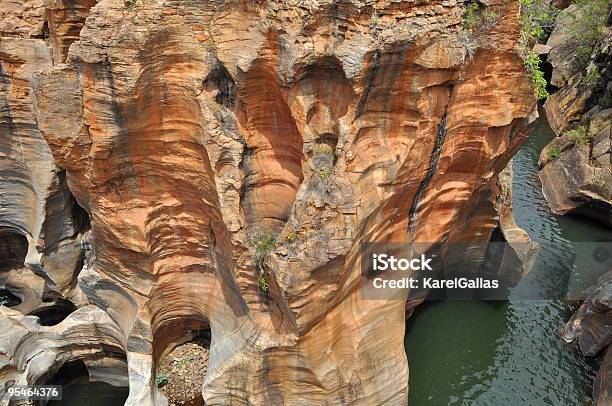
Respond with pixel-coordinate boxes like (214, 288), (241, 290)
(562, 270), (612, 406)
(539, 3), (612, 227)
(0, 0), (92, 316)
(1, 0), (537, 404)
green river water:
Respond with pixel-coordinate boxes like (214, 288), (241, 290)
(405, 112), (612, 405)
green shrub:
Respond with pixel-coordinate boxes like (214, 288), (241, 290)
(464, 3), (498, 32)
(581, 68), (601, 88)
(519, 0), (558, 100)
(564, 125), (592, 145)
(257, 274), (269, 292)
(155, 372), (168, 387)
(569, 0), (610, 71)
(286, 231), (297, 243)
(316, 167), (333, 179)
(523, 51), (549, 100)
(459, 2), (498, 58)
(464, 3), (482, 32)
(519, 0), (558, 41)
(548, 146), (562, 160)
(249, 229), (276, 270)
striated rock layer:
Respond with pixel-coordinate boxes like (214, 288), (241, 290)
(1, 0), (536, 405)
(0, 0), (90, 316)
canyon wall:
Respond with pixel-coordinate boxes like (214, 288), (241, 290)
(1, 0), (536, 404)
(541, 4), (612, 405)
(539, 4), (611, 227)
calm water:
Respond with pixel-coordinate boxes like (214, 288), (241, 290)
(405, 112), (612, 405)
(47, 379), (128, 406)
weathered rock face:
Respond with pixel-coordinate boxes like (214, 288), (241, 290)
(562, 270), (612, 406)
(45, 0), (97, 63)
(594, 346), (612, 405)
(542, 5), (612, 403)
(562, 270), (612, 357)
(1, 0), (536, 405)
(0, 0), (90, 314)
(539, 107), (612, 226)
(539, 4), (612, 227)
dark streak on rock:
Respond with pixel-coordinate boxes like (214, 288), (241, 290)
(408, 85), (454, 241)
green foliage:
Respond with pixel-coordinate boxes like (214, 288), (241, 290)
(548, 146), (562, 160)
(564, 125), (592, 145)
(568, 0), (610, 70)
(286, 231), (297, 243)
(155, 372), (168, 387)
(459, 2), (499, 57)
(257, 274), (269, 292)
(464, 3), (482, 32)
(316, 167), (333, 179)
(519, 0), (558, 41)
(581, 67), (602, 88)
(464, 3), (498, 32)
(519, 0), (558, 100)
(249, 229), (277, 270)
(523, 51), (549, 100)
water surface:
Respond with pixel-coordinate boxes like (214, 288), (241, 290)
(47, 379), (128, 406)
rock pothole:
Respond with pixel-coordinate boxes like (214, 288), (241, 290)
(157, 336), (211, 406)
(29, 299), (77, 326)
(0, 288), (22, 307)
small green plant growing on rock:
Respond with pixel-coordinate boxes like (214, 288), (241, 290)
(459, 2), (499, 59)
(310, 145), (335, 192)
(257, 274), (269, 292)
(523, 51), (549, 100)
(568, 0), (610, 71)
(249, 228), (276, 270)
(316, 166), (333, 180)
(155, 371), (168, 387)
(519, 0), (558, 100)
(286, 231), (297, 243)
(548, 146), (562, 160)
(463, 3), (482, 32)
(463, 3), (498, 33)
(581, 68), (601, 89)
(519, 0), (557, 42)
(565, 125), (591, 145)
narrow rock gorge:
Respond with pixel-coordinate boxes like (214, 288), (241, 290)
(1, 0), (539, 405)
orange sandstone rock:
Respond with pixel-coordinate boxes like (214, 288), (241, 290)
(1, 1), (536, 405)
